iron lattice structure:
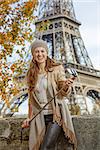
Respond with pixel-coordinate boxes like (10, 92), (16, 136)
(34, 0), (100, 114)
(36, 0), (93, 68)
(0, 0), (100, 116)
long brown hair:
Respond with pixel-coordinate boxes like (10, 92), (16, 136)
(26, 56), (61, 92)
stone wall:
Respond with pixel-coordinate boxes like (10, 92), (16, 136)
(0, 116), (100, 150)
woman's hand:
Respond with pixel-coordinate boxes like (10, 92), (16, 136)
(21, 118), (30, 128)
(65, 77), (75, 87)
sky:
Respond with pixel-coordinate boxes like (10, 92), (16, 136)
(73, 0), (100, 70)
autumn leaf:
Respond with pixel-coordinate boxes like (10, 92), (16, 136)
(0, 0), (38, 114)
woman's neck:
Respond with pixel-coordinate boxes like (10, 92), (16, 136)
(38, 62), (46, 73)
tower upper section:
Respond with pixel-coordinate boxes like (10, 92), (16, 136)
(38, 0), (76, 20)
(35, 0), (94, 68)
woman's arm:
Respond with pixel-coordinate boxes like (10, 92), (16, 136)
(21, 99), (33, 128)
(28, 99), (33, 119)
(56, 65), (73, 98)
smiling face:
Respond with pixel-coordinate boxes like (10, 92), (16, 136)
(32, 47), (48, 64)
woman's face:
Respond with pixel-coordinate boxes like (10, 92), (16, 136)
(32, 47), (47, 64)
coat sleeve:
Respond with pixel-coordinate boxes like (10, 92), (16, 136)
(28, 98), (33, 119)
(28, 92), (41, 118)
(56, 65), (71, 98)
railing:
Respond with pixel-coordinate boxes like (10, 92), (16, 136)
(64, 63), (100, 77)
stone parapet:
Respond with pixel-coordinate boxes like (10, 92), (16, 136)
(0, 116), (100, 150)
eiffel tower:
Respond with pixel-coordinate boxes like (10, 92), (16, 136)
(34, 0), (100, 115)
(1, 0), (100, 116)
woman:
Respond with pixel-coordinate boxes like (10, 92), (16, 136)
(22, 39), (77, 150)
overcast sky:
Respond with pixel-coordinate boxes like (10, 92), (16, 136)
(73, 0), (100, 70)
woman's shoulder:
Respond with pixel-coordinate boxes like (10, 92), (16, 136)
(53, 64), (63, 70)
(50, 63), (64, 72)
(53, 59), (63, 68)
(47, 57), (64, 72)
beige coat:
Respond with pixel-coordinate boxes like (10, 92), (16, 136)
(28, 65), (77, 150)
